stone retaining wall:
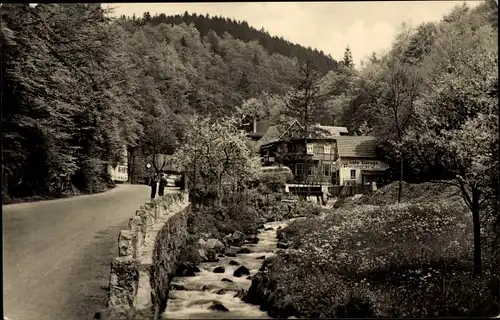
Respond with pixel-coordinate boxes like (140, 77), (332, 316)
(99, 190), (189, 320)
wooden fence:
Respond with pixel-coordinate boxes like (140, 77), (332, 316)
(329, 185), (373, 198)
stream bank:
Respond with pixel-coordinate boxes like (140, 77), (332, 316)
(161, 220), (294, 319)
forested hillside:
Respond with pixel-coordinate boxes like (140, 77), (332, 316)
(122, 11), (339, 74)
(2, 0), (497, 229)
(1, 3), (344, 202)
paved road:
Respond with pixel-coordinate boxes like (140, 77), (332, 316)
(2, 184), (169, 320)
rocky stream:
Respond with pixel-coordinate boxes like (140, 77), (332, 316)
(161, 219), (301, 319)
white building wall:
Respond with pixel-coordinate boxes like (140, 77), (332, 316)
(107, 145), (129, 182)
(338, 166), (362, 185)
(335, 158), (389, 186)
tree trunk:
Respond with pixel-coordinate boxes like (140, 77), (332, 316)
(397, 155), (404, 203)
(128, 148), (133, 184)
(472, 187), (482, 275)
(216, 176), (223, 206)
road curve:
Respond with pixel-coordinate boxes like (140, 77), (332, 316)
(2, 184), (163, 320)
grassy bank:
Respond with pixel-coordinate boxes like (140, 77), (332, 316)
(244, 182), (499, 318)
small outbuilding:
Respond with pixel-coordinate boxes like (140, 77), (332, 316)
(333, 136), (390, 186)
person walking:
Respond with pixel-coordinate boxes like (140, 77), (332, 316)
(150, 173), (159, 200)
(158, 173), (167, 197)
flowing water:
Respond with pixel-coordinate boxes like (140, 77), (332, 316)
(161, 220), (295, 319)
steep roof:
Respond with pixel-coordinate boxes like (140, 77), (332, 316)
(257, 124), (283, 148)
(336, 136), (379, 158)
(258, 122), (349, 149)
(317, 125), (349, 137)
(257, 120), (300, 149)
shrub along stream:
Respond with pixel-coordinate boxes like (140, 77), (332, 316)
(162, 189), (322, 317)
(244, 199), (499, 318)
(163, 186), (499, 318)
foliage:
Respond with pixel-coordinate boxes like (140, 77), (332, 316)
(403, 2), (498, 273)
(1, 4), (142, 200)
(341, 46), (354, 69)
(3, 4), (330, 202)
(262, 200), (498, 317)
(136, 11), (340, 74)
(325, 1), (498, 273)
(186, 189), (322, 243)
(173, 116), (260, 204)
(258, 171), (288, 192)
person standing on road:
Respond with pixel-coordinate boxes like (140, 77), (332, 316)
(150, 173), (159, 200)
(158, 173), (167, 197)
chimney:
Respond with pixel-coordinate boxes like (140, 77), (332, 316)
(253, 118), (257, 133)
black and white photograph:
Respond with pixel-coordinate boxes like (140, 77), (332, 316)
(2, 1), (499, 319)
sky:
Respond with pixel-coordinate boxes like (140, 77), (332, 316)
(108, 1), (482, 67)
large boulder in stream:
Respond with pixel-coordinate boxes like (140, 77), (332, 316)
(229, 260), (239, 266)
(236, 248), (252, 254)
(233, 266), (250, 277)
(277, 240), (292, 249)
(206, 238), (225, 252)
(175, 262), (200, 277)
(245, 234), (259, 244)
(208, 301), (229, 312)
(213, 266), (225, 273)
(276, 228), (294, 249)
(226, 231), (246, 247)
(199, 248), (219, 262)
(225, 247), (239, 257)
(216, 288), (230, 295)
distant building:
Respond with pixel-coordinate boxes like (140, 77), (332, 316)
(243, 118), (270, 154)
(107, 145), (128, 183)
(334, 136), (390, 186)
(259, 120), (349, 186)
(255, 122), (390, 200)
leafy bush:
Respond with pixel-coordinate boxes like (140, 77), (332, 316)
(258, 171), (288, 192)
(296, 202), (472, 276)
(291, 200), (322, 217)
(187, 207), (221, 238)
(261, 201), (499, 317)
(73, 158), (108, 193)
(188, 202), (260, 239)
(187, 190), (324, 244)
(178, 234), (202, 265)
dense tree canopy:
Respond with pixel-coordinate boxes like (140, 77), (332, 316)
(325, 1), (498, 273)
(2, 2), (497, 272)
(1, 4), (339, 200)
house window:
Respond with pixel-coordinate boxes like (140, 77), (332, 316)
(314, 145), (324, 154)
(296, 163), (303, 176)
(307, 165), (313, 176)
(307, 143), (314, 154)
(324, 145), (331, 154)
(323, 164), (331, 176)
(350, 169), (356, 179)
